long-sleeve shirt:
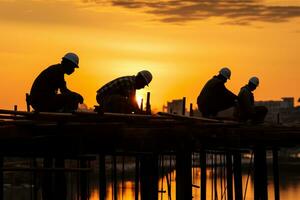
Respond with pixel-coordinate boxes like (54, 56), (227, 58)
(238, 85), (255, 119)
(97, 75), (136, 101)
(30, 64), (66, 102)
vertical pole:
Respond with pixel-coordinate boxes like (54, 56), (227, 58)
(140, 154), (158, 200)
(234, 152), (243, 200)
(54, 158), (66, 200)
(182, 97), (186, 116)
(135, 156), (140, 200)
(42, 157), (53, 200)
(254, 147), (268, 200)
(140, 98), (144, 112)
(166, 155), (171, 200)
(146, 92), (151, 115)
(214, 154), (218, 200)
(80, 158), (88, 200)
(32, 158), (38, 200)
(113, 155), (117, 200)
(200, 150), (206, 200)
(0, 156), (3, 200)
(26, 93), (31, 112)
(176, 150), (192, 200)
(226, 153), (233, 200)
(273, 149), (280, 200)
(189, 103), (193, 117)
(122, 156), (125, 200)
(99, 155), (106, 200)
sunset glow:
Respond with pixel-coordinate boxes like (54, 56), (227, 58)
(0, 0), (299, 111)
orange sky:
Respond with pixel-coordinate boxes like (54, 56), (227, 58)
(0, 0), (299, 111)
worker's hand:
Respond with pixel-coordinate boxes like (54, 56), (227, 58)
(77, 94), (84, 104)
(73, 92), (84, 104)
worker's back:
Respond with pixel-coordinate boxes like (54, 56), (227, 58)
(197, 76), (224, 113)
(97, 76), (136, 100)
(30, 64), (66, 103)
(238, 85), (255, 120)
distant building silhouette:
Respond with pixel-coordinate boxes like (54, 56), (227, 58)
(163, 99), (188, 116)
(255, 97), (300, 124)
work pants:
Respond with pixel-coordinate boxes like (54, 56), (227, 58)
(31, 93), (81, 112)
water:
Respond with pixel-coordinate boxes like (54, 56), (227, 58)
(87, 166), (300, 200)
(3, 159), (300, 200)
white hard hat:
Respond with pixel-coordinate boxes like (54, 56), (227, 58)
(138, 70), (152, 86)
(63, 52), (79, 68)
(219, 67), (231, 80)
(249, 76), (259, 86)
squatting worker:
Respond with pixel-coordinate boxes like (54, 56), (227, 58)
(30, 52), (84, 112)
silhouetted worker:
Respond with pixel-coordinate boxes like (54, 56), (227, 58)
(96, 70), (152, 113)
(238, 77), (268, 123)
(30, 52), (84, 112)
(197, 67), (237, 118)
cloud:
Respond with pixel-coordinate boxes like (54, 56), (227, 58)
(84, 0), (300, 25)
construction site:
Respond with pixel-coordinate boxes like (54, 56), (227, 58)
(0, 94), (299, 200)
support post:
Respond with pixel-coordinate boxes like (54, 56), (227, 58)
(200, 150), (206, 200)
(182, 97), (186, 116)
(0, 156), (3, 200)
(234, 152), (243, 200)
(140, 154), (158, 200)
(135, 156), (140, 200)
(54, 157), (66, 200)
(189, 103), (194, 117)
(140, 98), (144, 112)
(176, 150), (192, 200)
(226, 153), (233, 200)
(254, 147), (268, 200)
(273, 149), (280, 200)
(80, 158), (88, 200)
(99, 155), (106, 200)
(42, 157), (53, 200)
(113, 155), (117, 200)
(26, 93), (31, 112)
(146, 92), (151, 115)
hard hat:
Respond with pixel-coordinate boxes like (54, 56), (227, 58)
(138, 70), (152, 86)
(219, 67), (231, 80)
(249, 76), (259, 86)
(63, 52), (79, 68)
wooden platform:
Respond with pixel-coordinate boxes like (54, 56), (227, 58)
(0, 109), (299, 155)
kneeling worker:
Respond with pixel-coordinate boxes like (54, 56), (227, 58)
(30, 52), (84, 112)
(96, 70), (152, 114)
(197, 67), (237, 118)
(238, 77), (268, 123)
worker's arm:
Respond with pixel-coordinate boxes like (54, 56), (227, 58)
(60, 84), (84, 104)
(60, 84), (72, 94)
(217, 83), (237, 106)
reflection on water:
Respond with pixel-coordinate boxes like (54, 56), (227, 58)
(4, 161), (300, 200)
(86, 165), (300, 200)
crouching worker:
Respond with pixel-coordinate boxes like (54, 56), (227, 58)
(238, 77), (268, 124)
(30, 52), (84, 112)
(96, 70), (152, 114)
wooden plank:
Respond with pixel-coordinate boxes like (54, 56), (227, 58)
(157, 112), (239, 125)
